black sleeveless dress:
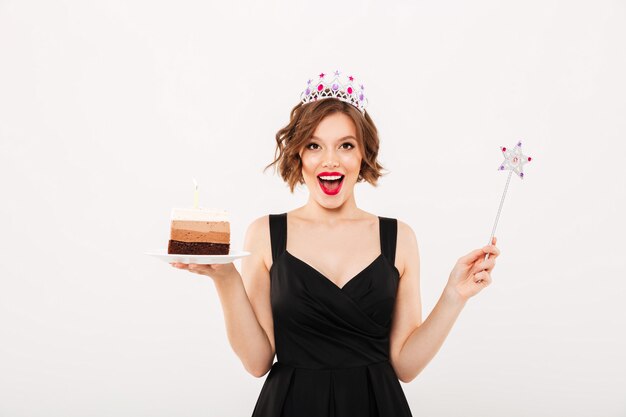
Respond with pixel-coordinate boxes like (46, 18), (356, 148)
(251, 213), (413, 417)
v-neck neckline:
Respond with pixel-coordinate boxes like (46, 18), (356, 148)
(285, 251), (383, 291)
(284, 213), (383, 291)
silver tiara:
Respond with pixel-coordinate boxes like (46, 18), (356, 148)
(300, 70), (368, 115)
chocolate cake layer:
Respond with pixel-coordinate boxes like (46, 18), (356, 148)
(168, 240), (230, 255)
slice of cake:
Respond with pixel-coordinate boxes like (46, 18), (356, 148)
(168, 208), (230, 255)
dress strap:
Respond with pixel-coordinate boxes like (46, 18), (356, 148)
(269, 213), (287, 262)
(379, 216), (398, 266)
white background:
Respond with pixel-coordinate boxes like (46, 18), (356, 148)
(1, 0), (625, 416)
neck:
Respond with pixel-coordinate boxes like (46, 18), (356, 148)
(299, 194), (362, 223)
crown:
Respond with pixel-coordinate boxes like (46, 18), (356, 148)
(300, 70), (368, 115)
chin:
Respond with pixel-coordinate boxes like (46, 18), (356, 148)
(319, 199), (345, 208)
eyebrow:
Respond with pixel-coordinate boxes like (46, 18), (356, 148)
(310, 135), (357, 142)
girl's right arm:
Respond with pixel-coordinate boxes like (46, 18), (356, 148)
(171, 215), (276, 377)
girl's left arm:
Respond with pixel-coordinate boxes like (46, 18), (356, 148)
(389, 223), (499, 383)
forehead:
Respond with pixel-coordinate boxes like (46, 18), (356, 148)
(310, 112), (357, 140)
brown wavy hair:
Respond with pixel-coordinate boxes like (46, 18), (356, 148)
(263, 97), (388, 193)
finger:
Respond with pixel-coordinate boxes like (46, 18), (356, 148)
(490, 237), (500, 256)
(461, 245), (497, 265)
(460, 248), (485, 264)
(481, 245), (497, 254)
(474, 258), (496, 273)
(188, 263), (214, 274)
(475, 270), (491, 285)
(470, 259), (495, 277)
(484, 257), (496, 270)
(491, 242), (500, 257)
(482, 245), (500, 258)
(189, 263), (214, 269)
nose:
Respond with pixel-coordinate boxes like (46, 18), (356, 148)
(321, 148), (340, 168)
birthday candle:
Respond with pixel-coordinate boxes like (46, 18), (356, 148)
(193, 177), (199, 209)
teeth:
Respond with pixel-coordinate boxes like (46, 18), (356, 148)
(318, 175), (343, 181)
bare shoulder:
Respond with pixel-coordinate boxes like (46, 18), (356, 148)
(396, 219), (417, 245)
(395, 219), (419, 278)
(246, 214), (270, 233)
(243, 215), (272, 271)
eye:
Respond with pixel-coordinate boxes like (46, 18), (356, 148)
(305, 142), (355, 150)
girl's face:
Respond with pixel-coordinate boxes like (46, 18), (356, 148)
(299, 112), (362, 207)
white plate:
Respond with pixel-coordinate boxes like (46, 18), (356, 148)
(145, 249), (250, 264)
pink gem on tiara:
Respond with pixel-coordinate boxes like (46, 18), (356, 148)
(300, 69), (368, 115)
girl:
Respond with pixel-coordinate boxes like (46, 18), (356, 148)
(171, 71), (500, 417)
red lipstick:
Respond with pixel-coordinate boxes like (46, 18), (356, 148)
(317, 172), (345, 196)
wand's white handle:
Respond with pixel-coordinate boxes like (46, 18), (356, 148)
(484, 170), (512, 262)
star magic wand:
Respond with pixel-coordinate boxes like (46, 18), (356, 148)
(484, 141), (532, 262)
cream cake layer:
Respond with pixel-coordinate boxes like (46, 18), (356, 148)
(170, 207), (229, 222)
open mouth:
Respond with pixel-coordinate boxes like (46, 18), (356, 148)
(317, 175), (345, 195)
